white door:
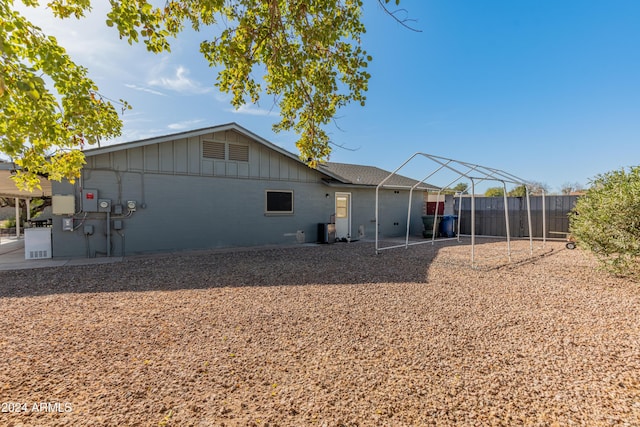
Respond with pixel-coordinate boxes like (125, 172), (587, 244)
(335, 192), (351, 240)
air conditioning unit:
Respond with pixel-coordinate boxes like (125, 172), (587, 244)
(24, 228), (52, 260)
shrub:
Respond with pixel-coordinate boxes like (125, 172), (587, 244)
(4, 217), (16, 228)
(484, 187), (504, 197)
(570, 166), (640, 280)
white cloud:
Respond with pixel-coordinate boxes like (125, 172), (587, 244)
(148, 63), (211, 95)
(230, 103), (279, 117)
(124, 84), (166, 96)
(167, 119), (205, 130)
(16, 3), (141, 78)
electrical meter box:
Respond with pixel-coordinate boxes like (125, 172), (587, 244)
(98, 199), (112, 213)
(62, 217), (73, 231)
(82, 189), (99, 212)
(52, 195), (75, 215)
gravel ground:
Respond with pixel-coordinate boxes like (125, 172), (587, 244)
(0, 239), (638, 426)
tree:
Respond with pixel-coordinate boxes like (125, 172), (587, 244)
(570, 167), (640, 280)
(484, 187), (504, 197)
(560, 181), (584, 195)
(508, 185), (527, 197)
(1, 0), (127, 190)
(443, 182), (468, 195)
(2, 0), (406, 191)
(0, 196), (50, 225)
(508, 182), (549, 197)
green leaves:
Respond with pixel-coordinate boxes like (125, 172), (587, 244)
(2, 0), (377, 190)
(104, 0), (373, 166)
(570, 166), (640, 280)
(1, 0), (123, 190)
(195, 0), (371, 165)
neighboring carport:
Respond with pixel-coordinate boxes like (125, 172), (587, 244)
(0, 162), (52, 238)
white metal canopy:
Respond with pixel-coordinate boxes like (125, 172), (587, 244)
(375, 153), (547, 266)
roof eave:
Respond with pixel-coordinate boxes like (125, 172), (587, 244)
(322, 180), (432, 191)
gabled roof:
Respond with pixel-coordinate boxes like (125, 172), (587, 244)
(80, 123), (435, 190)
(82, 122), (301, 164)
(320, 162), (439, 190)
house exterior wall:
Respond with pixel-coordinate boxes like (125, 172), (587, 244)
(52, 175), (336, 257)
(321, 187), (424, 241)
(50, 129), (426, 257)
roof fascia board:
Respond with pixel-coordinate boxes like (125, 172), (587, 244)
(322, 181), (431, 191)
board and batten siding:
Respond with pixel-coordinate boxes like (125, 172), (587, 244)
(85, 130), (319, 183)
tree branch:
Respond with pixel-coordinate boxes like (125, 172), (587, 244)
(377, 0), (422, 32)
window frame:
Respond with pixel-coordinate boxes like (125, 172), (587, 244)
(265, 190), (294, 215)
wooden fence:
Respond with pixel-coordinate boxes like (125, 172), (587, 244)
(454, 195), (579, 238)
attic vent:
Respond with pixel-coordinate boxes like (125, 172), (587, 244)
(202, 141), (225, 159)
(228, 144), (249, 162)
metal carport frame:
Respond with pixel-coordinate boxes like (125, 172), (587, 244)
(375, 153), (546, 267)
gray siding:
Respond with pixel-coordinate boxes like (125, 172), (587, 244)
(51, 130), (425, 257)
(375, 189), (425, 238)
(86, 130), (318, 182)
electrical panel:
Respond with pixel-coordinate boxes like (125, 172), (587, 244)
(52, 195), (75, 215)
(113, 204), (123, 215)
(82, 189), (99, 212)
(98, 199), (112, 213)
(24, 228), (52, 260)
(62, 218), (73, 231)
(83, 225), (94, 235)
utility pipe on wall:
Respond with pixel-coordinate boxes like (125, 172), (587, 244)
(106, 211), (111, 257)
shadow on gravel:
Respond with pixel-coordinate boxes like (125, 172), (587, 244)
(0, 240), (458, 298)
(0, 239), (568, 299)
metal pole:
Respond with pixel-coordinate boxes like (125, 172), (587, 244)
(502, 181), (511, 262)
(456, 192), (463, 242)
(471, 179), (476, 267)
(432, 190), (443, 244)
(541, 190), (546, 248)
(405, 187), (414, 249)
(526, 188), (534, 255)
(15, 197), (20, 238)
(375, 186), (380, 253)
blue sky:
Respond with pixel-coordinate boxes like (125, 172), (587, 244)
(19, 1), (640, 193)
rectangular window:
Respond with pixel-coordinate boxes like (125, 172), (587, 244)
(336, 195), (348, 218)
(202, 140), (225, 159)
(266, 190), (293, 214)
(228, 144), (249, 161)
